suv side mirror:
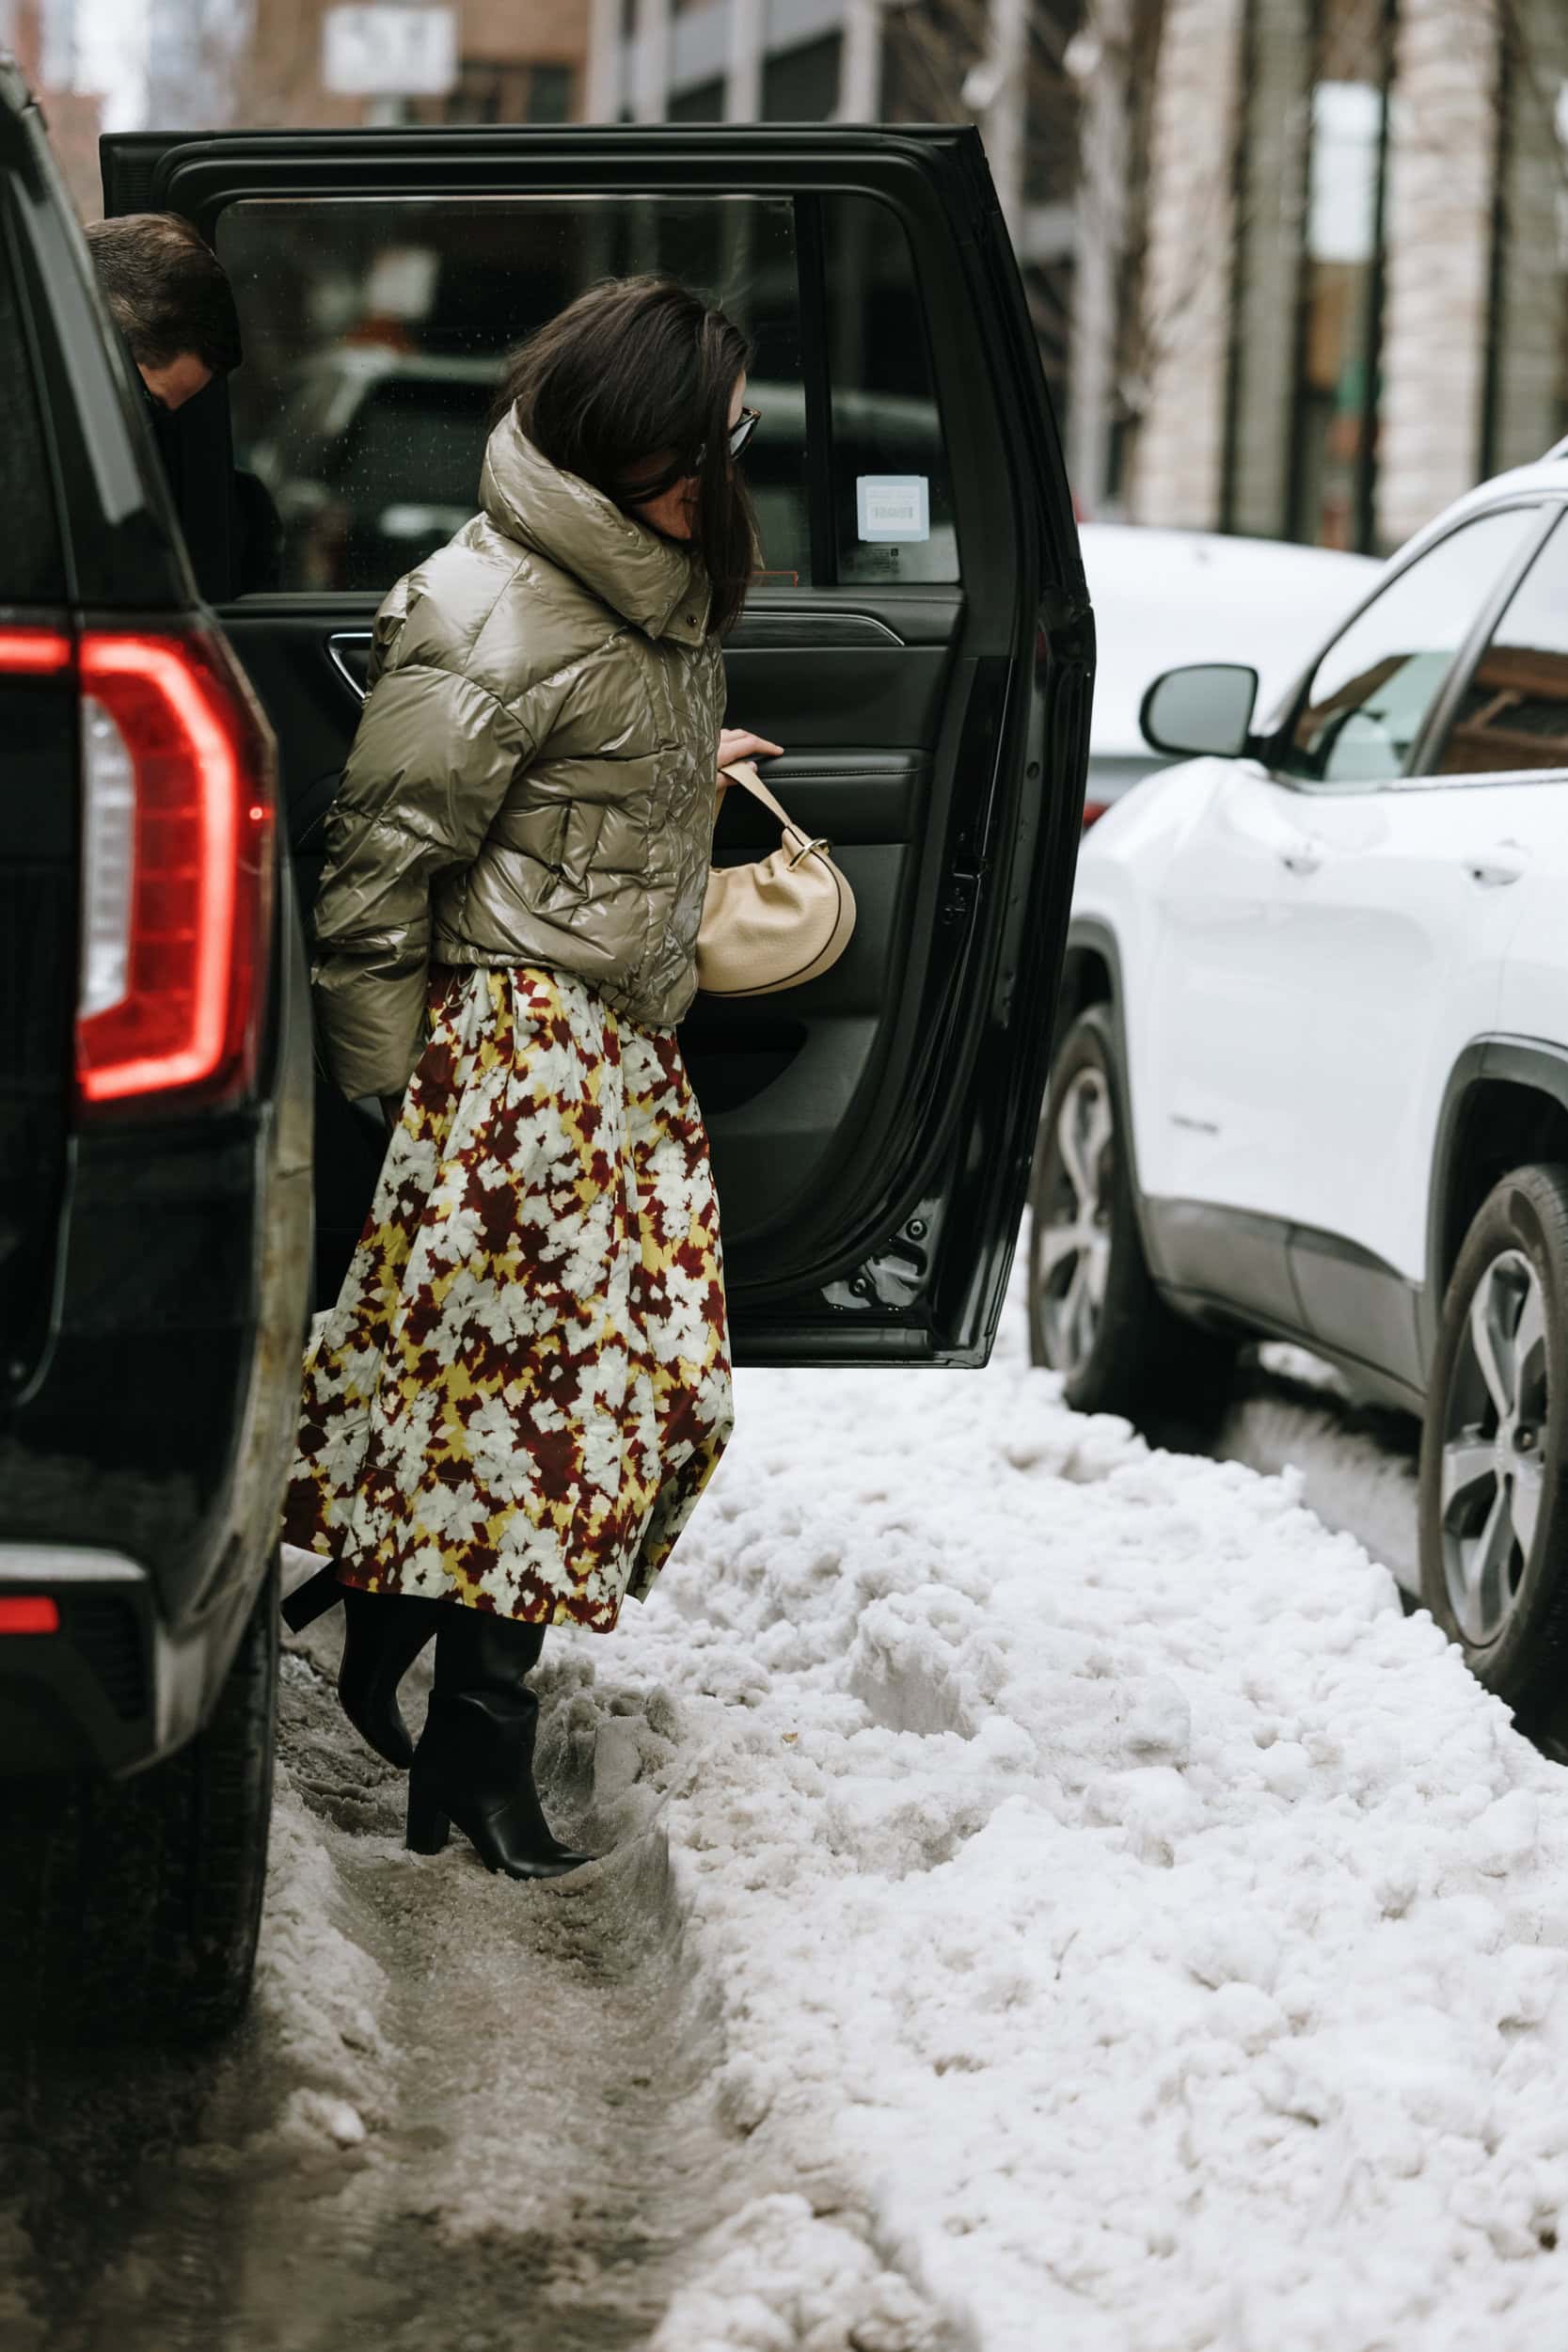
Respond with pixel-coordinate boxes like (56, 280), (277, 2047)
(1139, 663), (1259, 760)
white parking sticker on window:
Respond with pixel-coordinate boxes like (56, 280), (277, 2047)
(856, 474), (930, 543)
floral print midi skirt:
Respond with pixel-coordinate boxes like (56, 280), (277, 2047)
(283, 964), (735, 1630)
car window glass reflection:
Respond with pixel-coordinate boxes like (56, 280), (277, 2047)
(1436, 514), (1568, 775)
(1280, 505), (1539, 787)
(216, 190), (962, 596)
(218, 195), (809, 592)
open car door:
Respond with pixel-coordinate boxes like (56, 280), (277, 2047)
(100, 124), (1092, 1368)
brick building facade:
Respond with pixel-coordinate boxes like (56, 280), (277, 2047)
(4, 0), (103, 219)
(4, 1), (590, 221)
(222, 0), (587, 135)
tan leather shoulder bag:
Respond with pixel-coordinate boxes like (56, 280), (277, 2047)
(696, 759), (857, 998)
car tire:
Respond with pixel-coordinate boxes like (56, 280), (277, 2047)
(1027, 1005), (1232, 1417)
(0, 1552), (278, 2045)
(1418, 1165), (1568, 1719)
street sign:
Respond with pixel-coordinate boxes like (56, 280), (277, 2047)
(322, 6), (459, 98)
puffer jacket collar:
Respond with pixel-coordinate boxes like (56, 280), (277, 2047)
(480, 410), (710, 648)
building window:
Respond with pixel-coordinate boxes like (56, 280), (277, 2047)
(668, 75), (725, 122)
(1291, 6), (1391, 553)
(760, 34), (844, 120)
(416, 58), (576, 126)
(1483, 3), (1568, 476)
(1224, 0), (1390, 552)
(529, 64), (574, 124)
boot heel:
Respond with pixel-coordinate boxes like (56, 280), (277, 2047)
(405, 1782), (451, 1854)
(281, 1565), (343, 1633)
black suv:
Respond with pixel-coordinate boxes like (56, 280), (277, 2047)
(0, 66), (311, 2038)
(1, 86), (1094, 2038)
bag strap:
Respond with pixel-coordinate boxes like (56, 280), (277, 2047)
(718, 756), (811, 845)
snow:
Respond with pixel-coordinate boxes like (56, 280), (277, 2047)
(578, 1287), (1568, 2348)
(243, 1758), (390, 2164)
(250, 1276), (1568, 2348)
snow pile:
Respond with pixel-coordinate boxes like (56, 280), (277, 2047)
(572, 1303), (1568, 2350)
(648, 2194), (949, 2352)
(242, 1762), (389, 2161)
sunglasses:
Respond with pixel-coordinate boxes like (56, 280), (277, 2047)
(695, 406), (761, 469)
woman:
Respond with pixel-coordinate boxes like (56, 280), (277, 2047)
(281, 277), (778, 1883)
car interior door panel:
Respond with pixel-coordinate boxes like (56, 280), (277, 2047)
(101, 128), (1092, 1367)
(221, 588), (951, 1274)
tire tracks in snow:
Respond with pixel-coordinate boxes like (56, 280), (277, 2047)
(1141, 1344), (1423, 1601)
(2, 1621), (778, 2352)
(1171, 1350), (1568, 1766)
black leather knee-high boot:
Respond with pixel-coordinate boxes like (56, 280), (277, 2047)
(404, 1610), (593, 1880)
(337, 1588), (445, 1768)
(282, 1569), (441, 1770)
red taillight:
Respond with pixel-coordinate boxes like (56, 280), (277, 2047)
(0, 627), (71, 675)
(73, 630), (276, 1110)
(0, 1597), (59, 1634)
(1082, 800), (1108, 829)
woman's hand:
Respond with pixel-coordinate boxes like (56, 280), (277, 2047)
(718, 726), (783, 774)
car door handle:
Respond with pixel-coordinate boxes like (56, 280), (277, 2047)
(326, 630), (372, 702)
(1465, 840), (1528, 888)
(1277, 834), (1324, 876)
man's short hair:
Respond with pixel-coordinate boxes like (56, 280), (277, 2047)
(84, 213), (243, 376)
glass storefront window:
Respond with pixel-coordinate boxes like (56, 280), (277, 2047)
(1293, 3), (1390, 551)
(1223, 0), (1389, 552)
(1483, 3), (1568, 476)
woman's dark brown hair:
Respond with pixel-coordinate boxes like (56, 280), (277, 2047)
(495, 276), (756, 637)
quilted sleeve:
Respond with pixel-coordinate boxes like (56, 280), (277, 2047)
(310, 661), (535, 1102)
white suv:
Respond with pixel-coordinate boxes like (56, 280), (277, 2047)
(1031, 456), (1568, 1722)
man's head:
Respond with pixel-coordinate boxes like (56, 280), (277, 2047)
(84, 213), (242, 411)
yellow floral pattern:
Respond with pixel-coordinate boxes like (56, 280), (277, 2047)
(284, 965), (734, 1629)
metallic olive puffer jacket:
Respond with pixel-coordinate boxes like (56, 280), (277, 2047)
(310, 410), (726, 1103)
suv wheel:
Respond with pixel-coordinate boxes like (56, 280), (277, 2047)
(1419, 1166), (1568, 1716)
(0, 1553), (278, 2045)
(1027, 1006), (1232, 1416)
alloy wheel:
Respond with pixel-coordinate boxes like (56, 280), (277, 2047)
(1438, 1248), (1549, 1646)
(1035, 1066), (1115, 1380)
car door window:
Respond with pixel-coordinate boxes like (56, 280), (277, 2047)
(222, 196), (806, 590)
(219, 192), (958, 596)
(1278, 506), (1540, 788)
(1432, 512), (1568, 775)
(816, 193), (957, 586)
